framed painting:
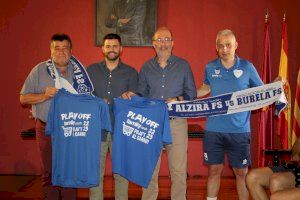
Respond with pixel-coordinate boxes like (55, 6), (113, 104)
(95, 0), (157, 46)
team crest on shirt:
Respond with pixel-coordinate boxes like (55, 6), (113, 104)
(212, 69), (222, 78)
(233, 69), (243, 78)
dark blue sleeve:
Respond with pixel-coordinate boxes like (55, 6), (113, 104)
(128, 68), (139, 93)
(100, 102), (112, 133)
(162, 104), (172, 144)
(182, 63), (197, 100)
(137, 66), (150, 97)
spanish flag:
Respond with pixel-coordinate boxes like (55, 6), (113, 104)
(292, 67), (300, 139)
(277, 16), (293, 149)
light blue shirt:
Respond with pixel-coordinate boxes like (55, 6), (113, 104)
(204, 56), (263, 133)
(20, 61), (73, 122)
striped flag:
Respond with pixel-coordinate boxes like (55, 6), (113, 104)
(292, 67), (300, 139)
(258, 13), (273, 167)
(277, 16), (293, 149)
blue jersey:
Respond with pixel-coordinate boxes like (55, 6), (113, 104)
(204, 56), (263, 133)
(46, 89), (111, 188)
(112, 96), (172, 188)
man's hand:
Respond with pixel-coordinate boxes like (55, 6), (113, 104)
(165, 96), (183, 103)
(102, 98), (109, 104)
(44, 87), (59, 99)
(273, 76), (287, 84)
(197, 84), (211, 98)
(121, 91), (136, 99)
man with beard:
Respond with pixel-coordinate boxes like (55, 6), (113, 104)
(137, 27), (197, 200)
(87, 33), (138, 200)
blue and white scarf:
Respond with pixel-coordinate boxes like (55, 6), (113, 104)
(168, 81), (287, 118)
(46, 55), (94, 95)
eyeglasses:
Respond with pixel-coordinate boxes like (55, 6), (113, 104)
(153, 37), (173, 43)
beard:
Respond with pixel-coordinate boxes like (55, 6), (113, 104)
(156, 47), (172, 58)
(105, 51), (120, 61)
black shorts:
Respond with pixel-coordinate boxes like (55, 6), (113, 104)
(203, 131), (251, 168)
(270, 166), (295, 173)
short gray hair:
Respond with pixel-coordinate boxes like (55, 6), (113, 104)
(216, 29), (236, 43)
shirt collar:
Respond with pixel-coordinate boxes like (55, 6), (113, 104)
(54, 62), (73, 75)
(217, 55), (240, 71)
(101, 60), (123, 71)
(153, 55), (175, 66)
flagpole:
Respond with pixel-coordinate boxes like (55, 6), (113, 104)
(265, 10), (273, 149)
(277, 10), (293, 149)
(265, 9), (269, 23)
(258, 9), (273, 166)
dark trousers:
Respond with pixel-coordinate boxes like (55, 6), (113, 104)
(35, 119), (76, 200)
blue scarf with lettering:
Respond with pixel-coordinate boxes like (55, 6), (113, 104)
(168, 81), (287, 118)
(46, 55), (94, 95)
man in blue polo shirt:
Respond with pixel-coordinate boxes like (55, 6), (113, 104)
(197, 29), (263, 200)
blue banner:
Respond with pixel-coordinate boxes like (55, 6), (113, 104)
(168, 82), (287, 118)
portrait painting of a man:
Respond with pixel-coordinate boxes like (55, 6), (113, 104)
(96, 0), (157, 46)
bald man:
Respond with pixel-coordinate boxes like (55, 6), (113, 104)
(197, 29), (263, 200)
(137, 27), (197, 200)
